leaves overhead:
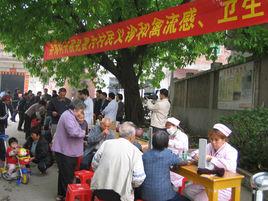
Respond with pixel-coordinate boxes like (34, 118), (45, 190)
(0, 0), (267, 87)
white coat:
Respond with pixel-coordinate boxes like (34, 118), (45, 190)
(147, 98), (170, 129)
(84, 97), (94, 128)
(168, 129), (189, 155)
(168, 129), (189, 188)
(102, 99), (118, 122)
(184, 142), (238, 201)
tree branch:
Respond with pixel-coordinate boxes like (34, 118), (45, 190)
(182, 0), (191, 4)
(134, 0), (143, 16)
(132, 45), (148, 78)
(52, 14), (73, 29)
(155, 0), (160, 11)
(137, 58), (143, 78)
(132, 45), (148, 63)
(97, 53), (118, 77)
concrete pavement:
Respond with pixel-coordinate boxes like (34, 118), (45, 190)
(0, 119), (253, 201)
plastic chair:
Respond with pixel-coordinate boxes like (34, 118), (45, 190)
(178, 177), (188, 194)
(65, 183), (92, 201)
(74, 170), (94, 184)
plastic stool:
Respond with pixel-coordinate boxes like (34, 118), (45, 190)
(74, 170), (94, 184)
(65, 183), (92, 201)
(178, 177), (188, 194)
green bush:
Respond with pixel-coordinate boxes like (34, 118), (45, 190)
(220, 107), (268, 172)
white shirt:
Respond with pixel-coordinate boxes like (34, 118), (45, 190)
(102, 99), (118, 121)
(207, 142), (238, 173)
(147, 98), (170, 129)
(168, 129), (189, 155)
(91, 138), (146, 201)
(84, 97), (94, 128)
(185, 142), (238, 201)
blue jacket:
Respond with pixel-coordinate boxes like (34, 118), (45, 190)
(141, 148), (181, 201)
(83, 125), (115, 156)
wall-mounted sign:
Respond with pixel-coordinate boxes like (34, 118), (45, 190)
(218, 62), (254, 110)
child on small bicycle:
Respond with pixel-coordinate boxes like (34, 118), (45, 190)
(3, 137), (19, 179)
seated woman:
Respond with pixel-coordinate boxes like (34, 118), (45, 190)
(184, 123), (238, 201)
(141, 130), (188, 201)
(24, 126), (53, 174)
(166, 117), (189, 189)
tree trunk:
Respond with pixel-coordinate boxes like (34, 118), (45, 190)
(117, 63), (144, 126)
(98, 50), (146, 126)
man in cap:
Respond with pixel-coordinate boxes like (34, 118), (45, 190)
(47, 88), (71, 137)
(184, 123), (238, 201)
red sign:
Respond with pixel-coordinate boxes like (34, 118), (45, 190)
(44, 0), (268, 61)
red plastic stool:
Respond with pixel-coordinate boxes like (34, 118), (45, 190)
(65, 183), (92, 201)
(74, 170), (94, 184)
(178, 177), (188, 194)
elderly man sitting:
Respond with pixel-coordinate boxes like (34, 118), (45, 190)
(91, 122), (146, 201)
(80, 117), (115, 169)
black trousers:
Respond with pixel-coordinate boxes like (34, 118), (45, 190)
(24, 115), (32, 139)
(55, 152), (77, 197)
(152, 126), (166, 134)
(0, 126), (6, 161)
(80, 149), (96, 170)
(93, 189), (121, 201)
(32, 158), (53, 173)
(18, 112), (25, 130)
(0, 139), (5, 161)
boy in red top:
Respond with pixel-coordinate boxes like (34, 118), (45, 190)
(5, 137), (19, 176)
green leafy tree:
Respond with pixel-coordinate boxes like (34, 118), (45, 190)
(0, 0), (267, 125)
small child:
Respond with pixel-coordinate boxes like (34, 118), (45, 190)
(4, 137), (19, 178)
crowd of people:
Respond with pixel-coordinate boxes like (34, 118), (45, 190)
(0, 87), (238, 201)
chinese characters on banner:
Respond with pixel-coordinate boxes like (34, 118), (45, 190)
(44, 0), (268, 61)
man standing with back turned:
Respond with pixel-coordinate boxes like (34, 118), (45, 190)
(146, 89), (170, 133)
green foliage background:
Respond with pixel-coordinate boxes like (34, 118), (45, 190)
(221, 108), (268, 172)
(0, 0), (267, 87)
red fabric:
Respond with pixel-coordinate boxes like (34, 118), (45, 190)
(75, 156), (83, 171)
(178, 177), (188, 194)
(6, 147), (18, 164)
(31, 118), (40, 127)
(2, 95), (11, 102)
(44, 0), (268, 61)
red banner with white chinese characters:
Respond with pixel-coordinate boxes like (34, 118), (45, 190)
(44, 0), (268, 61)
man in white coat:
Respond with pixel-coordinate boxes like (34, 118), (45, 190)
(184, 123), (238, 201)
(146, 88), (170, 133)
(91, 122), (146, 201)
(81, 89), (94, 129)
(102, 92), (118, 122)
